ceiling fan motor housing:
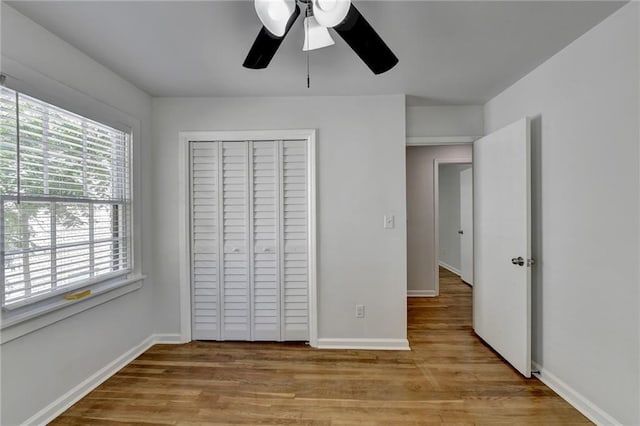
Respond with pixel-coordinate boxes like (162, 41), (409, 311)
(245, 0), (399, 75)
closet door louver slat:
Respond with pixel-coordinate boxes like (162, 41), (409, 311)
(281, 140), (309, 341)
(190, 142), (220, 340)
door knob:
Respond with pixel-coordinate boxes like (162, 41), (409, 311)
(458, 230), (464, 235)
(511, 256), (525, 266)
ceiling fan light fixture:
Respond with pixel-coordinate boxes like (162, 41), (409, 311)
(303, 16), (335, 51)
(255, 0), (297, 37)
(312, 0), (351, 28)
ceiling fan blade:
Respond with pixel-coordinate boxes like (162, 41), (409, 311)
(333, 4), (398, 75)
(243, 5), (300, 69)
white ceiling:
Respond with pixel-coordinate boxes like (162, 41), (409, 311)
(5, 1), (626, 104)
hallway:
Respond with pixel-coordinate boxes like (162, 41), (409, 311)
(51, 268), (589, 424)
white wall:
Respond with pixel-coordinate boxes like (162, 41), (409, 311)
(484, 3), (639, 424)
(151, 95), (407, 343)
(0, 5), (154, 425)
(406, 145), (472, 295)
(406, 105), (484, 137)
(438, 164), (471, 273)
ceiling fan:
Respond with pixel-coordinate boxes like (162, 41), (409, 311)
(243, 0), (399, 75)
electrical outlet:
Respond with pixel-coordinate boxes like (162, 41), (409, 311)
(355, 304), (365, 318)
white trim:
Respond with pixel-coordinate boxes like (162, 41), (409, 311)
(438, 261), (461, 276)
(177, 130), (318, 346)
(179, 129), (317, 143)
(1, 275), (145, 344)
(22, 333), (184, 425)
(307, 132), (318, 347)
(153, 333), (186, 344)
(178, 133), (192, 343)
(2, 270), (129, 311)
(23, 334), (154, 426)
(317, 338), (411, 351)
(532, 362), (622, 426)
(433, 158), (472, 296)
(407, 136), (479, 146)
(407, 290), (437, 297)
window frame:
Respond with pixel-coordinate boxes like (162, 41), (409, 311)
(0, 69), (144, 341)
(1, 88), (134, 309)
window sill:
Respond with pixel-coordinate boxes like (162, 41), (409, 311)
(0, 274), (146, 344)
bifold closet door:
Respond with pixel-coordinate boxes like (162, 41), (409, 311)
(189, 140), (252, 341)
(190, 139), (309, 342)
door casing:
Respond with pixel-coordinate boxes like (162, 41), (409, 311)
(177, 130), (318, 347)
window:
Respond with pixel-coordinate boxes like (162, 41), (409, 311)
(0, 87), (131, 309)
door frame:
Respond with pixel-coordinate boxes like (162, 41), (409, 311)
(177, 129), (318, 347)
(433, 158), (472, 296)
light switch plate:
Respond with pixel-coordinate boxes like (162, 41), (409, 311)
(384, 215), (395, 229)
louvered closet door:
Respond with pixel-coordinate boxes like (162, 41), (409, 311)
(221, 141), (251, 340)
(190, 138), (309, 342)
(190, 142), (220, 340)
(251, 141), (281, 340)
(281, 140), (309, 341)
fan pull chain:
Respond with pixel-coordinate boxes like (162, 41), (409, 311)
(307, 51), (310, 88)
(305, 2), (311, 88)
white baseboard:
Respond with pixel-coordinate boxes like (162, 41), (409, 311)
(317, 338), (410, 351)
(24, 335), (156, 426)
(407, 290), (437, 297)
(24, 333), (186, 426)
(153, 333), (186, 344)
(438, 261), (461, 276)
(532, 362), (622, 426)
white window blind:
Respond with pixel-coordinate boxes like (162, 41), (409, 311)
(0, 86), (131, 308)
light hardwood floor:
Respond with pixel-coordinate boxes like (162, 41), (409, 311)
(51, 268), (590, 425)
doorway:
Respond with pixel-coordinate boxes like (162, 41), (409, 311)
(435, 161), (473, 293)
(406, 144), (472, 297)
(407, 117), (532, 378)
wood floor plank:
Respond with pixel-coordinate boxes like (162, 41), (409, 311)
(50, 268), (590, 425)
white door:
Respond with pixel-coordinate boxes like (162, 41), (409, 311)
(251, 141), (281, 340)
(473, 117), (532, 377)
(221, 141), (252, 340)
(190, 142), (221, 340)
(459, 167), (473, 285)
(190, 139), (309, 342)
(281, 140), (309, 340)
